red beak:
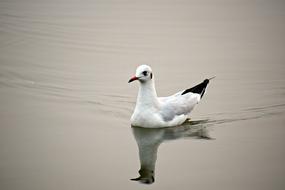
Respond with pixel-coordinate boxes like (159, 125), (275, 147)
(128, 76), (139, 83)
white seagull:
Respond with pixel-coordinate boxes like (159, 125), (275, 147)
(128, 65), (214, 128)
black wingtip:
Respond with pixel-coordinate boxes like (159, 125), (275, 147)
(203, 79), (209, 84)
(181, 77), (215, 97)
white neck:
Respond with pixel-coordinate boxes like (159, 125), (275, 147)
(136, 79), (159, 108)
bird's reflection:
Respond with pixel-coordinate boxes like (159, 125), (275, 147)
(131, 119), (212, 184)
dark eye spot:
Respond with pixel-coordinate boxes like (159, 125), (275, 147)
(142, 71), (148, 76)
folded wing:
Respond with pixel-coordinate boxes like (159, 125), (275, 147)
(158, 78), (211, 122)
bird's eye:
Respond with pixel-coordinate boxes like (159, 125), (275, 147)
(142, 71), (148, 76)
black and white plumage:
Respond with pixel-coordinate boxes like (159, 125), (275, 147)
(128, 65), (214, 128)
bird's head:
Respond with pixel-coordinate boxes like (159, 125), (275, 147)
(128, 65), (153, 83)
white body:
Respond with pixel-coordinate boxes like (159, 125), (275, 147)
(130, 65), (201, 128)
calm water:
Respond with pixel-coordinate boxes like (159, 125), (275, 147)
(0, 0), (285, 189)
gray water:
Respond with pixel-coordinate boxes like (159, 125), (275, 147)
(0, 0), (285, 189)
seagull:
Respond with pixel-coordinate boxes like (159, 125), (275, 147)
(128, 65), (214, 128)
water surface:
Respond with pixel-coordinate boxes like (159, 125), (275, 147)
(0, 0), (285, 189)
